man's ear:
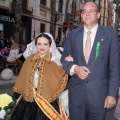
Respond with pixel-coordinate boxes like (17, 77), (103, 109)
(97, 12), (101, 19)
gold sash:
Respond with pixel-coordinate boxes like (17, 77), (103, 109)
(33, 88), (69, 120)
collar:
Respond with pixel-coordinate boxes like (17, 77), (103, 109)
(32, 51), (51, 62)
(84, 24), (98, 34)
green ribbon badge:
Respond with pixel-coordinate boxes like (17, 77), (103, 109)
(94, 42), (100, 63)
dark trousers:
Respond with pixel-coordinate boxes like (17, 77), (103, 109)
(69, 97), (106, 120)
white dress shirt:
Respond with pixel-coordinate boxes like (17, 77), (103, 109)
(70, 24), (98, 76)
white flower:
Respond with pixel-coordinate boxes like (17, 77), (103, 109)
(0, 93), (13, 119)
(0, 109), (6, 119)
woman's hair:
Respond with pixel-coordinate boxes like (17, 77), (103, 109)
(35, 33), (52, 46)
(11, 43), (19, 50)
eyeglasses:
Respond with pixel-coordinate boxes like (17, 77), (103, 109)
(81, 9), (98, 14)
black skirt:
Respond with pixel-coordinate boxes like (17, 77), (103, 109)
(10, 98), (59, 120)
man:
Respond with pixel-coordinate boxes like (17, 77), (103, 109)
(61, 2), (120, 120)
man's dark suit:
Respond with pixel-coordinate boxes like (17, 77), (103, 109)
(61, 25), (120, 120)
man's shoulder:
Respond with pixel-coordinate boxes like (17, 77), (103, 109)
(99, 25), (117, 33)
(70, 27), (82, 32)
(68, 27), (83, 36)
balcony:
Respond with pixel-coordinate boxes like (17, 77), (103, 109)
(11, 1), (33, 16)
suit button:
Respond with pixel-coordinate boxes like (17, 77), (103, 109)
(86, 81), (88, 83)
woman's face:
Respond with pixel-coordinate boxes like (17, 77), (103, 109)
(36, 37), (50, 58)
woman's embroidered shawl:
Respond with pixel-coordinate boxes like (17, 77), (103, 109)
(13, 52), (68, 102)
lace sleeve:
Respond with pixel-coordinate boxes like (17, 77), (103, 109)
(59, 89), (69, 115)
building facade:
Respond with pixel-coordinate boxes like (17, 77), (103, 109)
(0, 0), (114, 44)
(73, 0), (113, 27)
(60, 0), (114, 38)
(32, 0), (67, 45)
(0, 0), (33, 44)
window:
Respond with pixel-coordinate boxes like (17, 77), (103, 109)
(19, 27), (26, 44)
(40, 0), (46, 6)
(59, 0), (63, 13)
(40, 23), (45, 33)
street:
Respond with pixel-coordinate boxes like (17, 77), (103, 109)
(0, 83), (118, 120)
(0, 84), (14, 96)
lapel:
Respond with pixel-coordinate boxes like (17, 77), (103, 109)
(75, 27), (85, 63)
(74, 25), (105, 65)
(88, 25), (105, 65)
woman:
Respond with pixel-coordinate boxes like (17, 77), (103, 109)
(10, 33), (68, 120)
(0, 46), (9, 57)
(7, 43), (22, 62)
(7, 43), (23, 73)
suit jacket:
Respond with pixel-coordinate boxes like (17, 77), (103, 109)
(61, 25), (120, 106)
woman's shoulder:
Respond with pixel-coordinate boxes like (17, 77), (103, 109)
(23, 54), (35, 67)
(25, 53), (35, 61)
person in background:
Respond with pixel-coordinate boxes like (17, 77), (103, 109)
(18, 43), (26, 63)
(0, 30), (4, 50)
(4, 38), (12, 49)
(9, 35), (15, 45)
(55, 36), (60, 46)
(0, 46), (9, 70)
(61, 2), (120, 120)
(7, 43), (23, 73)
(10, 33), (68, 120)
(0, 46), (9, 58)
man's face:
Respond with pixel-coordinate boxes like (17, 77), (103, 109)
(81, 3), (100, 27)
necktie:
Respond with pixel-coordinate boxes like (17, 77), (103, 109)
(84, 31), (91, 63)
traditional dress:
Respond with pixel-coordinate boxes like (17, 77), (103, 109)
(10, 51), (68, 120)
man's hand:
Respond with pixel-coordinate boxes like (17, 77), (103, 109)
(74, 66), (90, 79)
(104, 96), (116, 108)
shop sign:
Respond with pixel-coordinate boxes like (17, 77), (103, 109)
(0, 15), (14, 22)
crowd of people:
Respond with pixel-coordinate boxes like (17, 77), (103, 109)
(0, 30), (15, 51)
(0, 32), (26, 73)
(0, 1), (120, 120)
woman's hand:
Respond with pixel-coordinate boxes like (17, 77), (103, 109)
(65, 55), (73, 62)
